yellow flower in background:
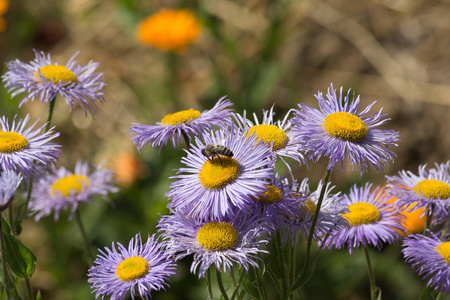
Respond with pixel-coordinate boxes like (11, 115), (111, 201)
(136, 9), (201, 53)
(0, 0), (9, 32)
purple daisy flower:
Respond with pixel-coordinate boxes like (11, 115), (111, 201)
(2, 49), (105, 116)
(0, 114), (61, 178)
(248, 174), (311, 244)
(29, 161), (118, 220)
(87, 233), (178, 300)
(290, 83), (399, 173)
(386, 162), (450, 221)
(234, 106), (307, 170)
(0, 170), (23, 211)
(158, 209), (269, 278)
(402, 232), (450, 295)
(322, 183), (405, 253)
(167, 127), (274, 219)
(291, 178), (346, 243)
(130, 97), (233, 153)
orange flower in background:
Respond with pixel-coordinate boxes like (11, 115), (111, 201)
(400, 203), (426, 235)
(136, 9), (202, 53)
(0, 0), (9, 32)
(112, 152), (147, 187)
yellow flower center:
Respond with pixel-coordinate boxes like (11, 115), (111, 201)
(301, 199), (317, 217)
(198, 157), (240, 189)
(322, 112), (368, 141)
(342, 202), (380, 226)
(196, 222), (238, 251)
(0, 132), (29, 153)
(34, 65), (78, 84)
(160, 109), (201, 125)
(116, 256), (150, 281)
(436, 242), (450, 264)
(246, 124), (288, 151)
(413, 179), (450, 199)
(51, 174), (89, 197)
(253, 185), (283, 204)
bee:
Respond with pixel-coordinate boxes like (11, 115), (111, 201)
(201, 144), (234, 166)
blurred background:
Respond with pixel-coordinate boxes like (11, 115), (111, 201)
(1, 0), (450, 299)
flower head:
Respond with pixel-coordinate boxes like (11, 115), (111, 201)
(167, 128), (274, 219)
(234, 106), (307, 170)
(387, 162), (450, 221)
(403, 232), (450, 295)
(130, 97), (233, 153)
(2, 49), (105, 116)
(291, 178), (346, 244)
(322, 183), (405, 253)
(136, 8), (201, 53)
(29, 161), (118, 220)
(290, 84), (399, 173)
(0, 114), (60, 178)
(88, 233), (178, 300)
(0, 170), (22, 211)
(159, 209), (269, 278)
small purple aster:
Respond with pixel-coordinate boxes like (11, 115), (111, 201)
(290, 83), (399, 173)
(402, 232), (450, 295)
(322, 183), (405, 253)
(0, 114), (61, 178)
(234, 106), (307, 170)
(130, 97), (233, 153)
(0, 170), (23, 211)
(29, 160), (118, 220)
(167, 127), (274, 219)
(87, 233), (178, 300)
(158, 209), (269, 278)
(292, 178), (346, 243)
(387, 162), (450, 221)
(2, 49), (105, 116)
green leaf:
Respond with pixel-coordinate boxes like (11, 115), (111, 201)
(36, 290), (43, 300)
(241, 277), (259, 299)
(2, 219), (36, 279)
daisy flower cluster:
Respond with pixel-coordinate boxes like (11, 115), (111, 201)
(128, 81), (404, 300)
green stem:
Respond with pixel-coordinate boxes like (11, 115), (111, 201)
(17, 178), (33, 231)
(45, 97), (57, 133)
(303, 169), (331, 271)
(230, 269), (246, 300)
(276, 232), (287, 299)
(254, 267), (269, 300)
(24, 278), (33, 300)
(165, 52), (180, 110)
(364, 247), (379, 300)
(8, 206), (15, 236)
(0, 217), (12, 300)
(216, 269), (230, 300)
(203, 268), (213, 299)
(74, 209), (94, 262)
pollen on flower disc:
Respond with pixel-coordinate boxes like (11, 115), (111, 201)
(413, 179), (450, 199)
(51, 174), (89, 197)
(0, 132), (29, 153)
(247, 124), (288, 151)
(342, 202), (380, 226)
(35, 65), (78, 84)
(253, 185), (283, 204)
(322, 112), (368, 142)
(436, 242), (450, 264)
(160, 109), (201, 125)
(198, 157), (240, 189)
(196, 222), (238, 251)
(116, 256), (150, 281)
